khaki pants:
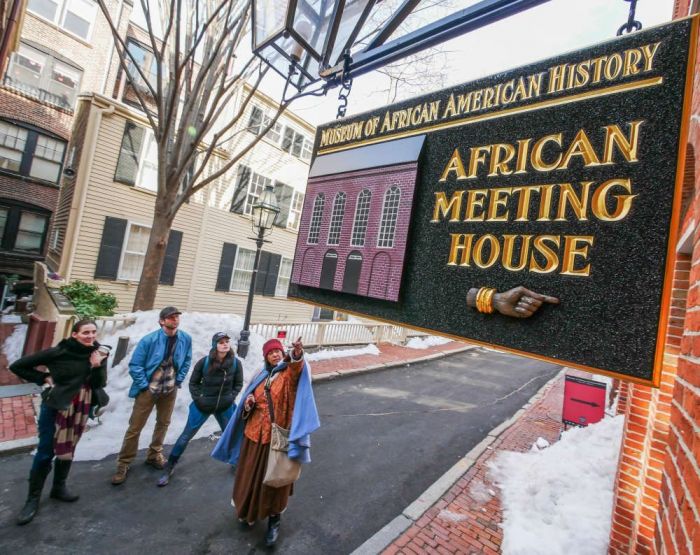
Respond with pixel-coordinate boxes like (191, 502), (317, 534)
(116, 389), (177, 465)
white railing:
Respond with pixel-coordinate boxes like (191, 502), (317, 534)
(251, 321), (416, 347)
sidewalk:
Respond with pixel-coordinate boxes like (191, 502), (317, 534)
(354, 370), (571, 555)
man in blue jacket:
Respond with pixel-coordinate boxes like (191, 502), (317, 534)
(111, 306), (192, 485)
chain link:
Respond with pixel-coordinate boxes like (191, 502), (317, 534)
(336, 53), (353, 119)
(617, 0), (642, 36)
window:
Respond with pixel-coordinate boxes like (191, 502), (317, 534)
(281, 127), (305, 158)
(288, 190), (304, 231)
(378, 186), (401, 248)
(134, 130), (158, 192)
(27, 0), (98, 41)
(5, 43), (83, 109)
(117, 223), (150, 281)
(351, 189), (371, 247)
(248, 105), (282, 143)
(49, 226), (59, 251)
(0, 204), (50, 254)
(245, 172), (272, 215)
(327, 192), (346, 246)
(301, 140), (312, 161)
(125, 39), (158, 94)
(307, 193), (325, 244)
(230, 247), (255, 292)
(275, 257), (293, 297)
(0, 120), (66, 184)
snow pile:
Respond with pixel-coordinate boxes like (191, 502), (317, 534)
(306, 344), (379, 361)
(2, 324), (27, 362)
(404, 335), (452, 349)
(489, 415), (624, 555)
(74, 311), (263, 461)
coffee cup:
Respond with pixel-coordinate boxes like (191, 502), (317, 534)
(97, 345), (112, 356)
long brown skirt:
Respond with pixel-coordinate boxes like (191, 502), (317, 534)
(232, 436), (293, 523)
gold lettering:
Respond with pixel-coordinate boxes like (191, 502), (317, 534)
(559, 129), (601, 169)
(591, 178), (636, 221)
(561, 235), (594, 276)
(439, 149), (467, 181)
(467, 146), (490, 178)
(640, 42), (661, 71)
(602, 120), (643, 164)
(555, 182), (593, 221)
(531, 133), (563, 171)
(432, 191), (464, 222)
(488, 144), (516, 177)
(473, 234), (500, 268)
(465, 189), (488, 221)
(529, 235), (561, 273)
(502, 234), (533, 272)
(447, 234), (474, 266)
(487, 188), (512, 222)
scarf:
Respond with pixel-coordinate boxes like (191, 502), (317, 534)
(54, 384), (92, 460)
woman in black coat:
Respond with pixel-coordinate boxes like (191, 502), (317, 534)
(157, 331), (243, 486)
(9, 319), (108, 525)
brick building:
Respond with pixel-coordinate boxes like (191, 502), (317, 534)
(0, 0), (130, 280)
(607, 1), (700, 553)
(291, 136), (424, 302)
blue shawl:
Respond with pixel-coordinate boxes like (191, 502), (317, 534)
(211, 359), (320, 465)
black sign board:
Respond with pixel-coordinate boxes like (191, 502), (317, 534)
(289, 17), (699, 387)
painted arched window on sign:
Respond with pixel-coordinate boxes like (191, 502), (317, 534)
(342, 251), (363, 294)
(327, 192), (347, 246)
(350, 189), (372, 247)
(378, 186), (401, 248)
(320, 249), (338, 289)
(307, 193), (325, 244)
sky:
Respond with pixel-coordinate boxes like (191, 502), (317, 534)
(288, 0), (678, 126)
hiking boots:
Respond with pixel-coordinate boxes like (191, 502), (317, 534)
(145, 453), (167, 470)
(16, 463), (51, 525)
(111, 463), (129, 485)
(49, 460), (79, 502)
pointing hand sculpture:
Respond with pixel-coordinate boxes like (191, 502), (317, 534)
(467, 286), (559, 318)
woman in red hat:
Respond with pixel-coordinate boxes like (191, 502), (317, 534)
(212, 336), (320, 547)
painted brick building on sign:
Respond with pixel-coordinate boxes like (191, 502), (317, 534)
(291, 136), (424, 302)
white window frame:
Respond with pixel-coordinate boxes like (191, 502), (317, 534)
(117, 221), (151, 281)
(49, 226), (60, 251)
(287, 190), (304, 231)
(307, 193), (325, 245)
(248, 104), (282, 144)
(27, 0), (98, 42)
(377, 186), (401, 248)
(134, 129), (158, 193)
(243, 171), (272, 215)
(350, 189), (372, 247)
(275, 257), (293, 297)
(229, 247), (255, 292)
(327, 192), (346, 246)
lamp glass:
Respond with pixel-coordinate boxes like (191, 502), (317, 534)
(252, 1), (288, 50)
(251, 185), (280, 231)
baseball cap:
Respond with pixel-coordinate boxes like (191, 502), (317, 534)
(159, 306), (182, 319)
(212, 332), (231, 344)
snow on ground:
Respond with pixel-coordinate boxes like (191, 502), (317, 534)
(306, 344), (379, 361)
(404, 335), (452, 349)
(70, 311), (378, 461)
(2, 324), (27, 362)
(489, 415), (624, 555)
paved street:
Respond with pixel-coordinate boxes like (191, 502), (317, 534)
(0, 349), (559, 554)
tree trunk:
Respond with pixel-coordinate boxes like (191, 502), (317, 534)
(131, 200), (174, 311)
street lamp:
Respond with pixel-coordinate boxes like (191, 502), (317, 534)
(237, 184), (281, 358)
(251, 0), (377, 91)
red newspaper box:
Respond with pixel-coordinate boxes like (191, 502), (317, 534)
(562, 375), (606, 427)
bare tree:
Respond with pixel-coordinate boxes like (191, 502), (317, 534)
(95, 0), (310, 310)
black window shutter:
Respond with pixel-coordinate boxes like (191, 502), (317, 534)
(94, 217), (127, 280)
(159, 230), (183, 286)
(274, 182), (293, 228)
(215, 243), (237, 291)
(114, 122), (145, 185)
(264, 253), (281, 296)
(255, 250), (271, 295)
(230, 165), (250, 214)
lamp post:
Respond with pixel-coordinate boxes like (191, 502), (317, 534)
(237, 184), (280, 358)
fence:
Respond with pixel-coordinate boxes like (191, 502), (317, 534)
(251, 321), (417, 347)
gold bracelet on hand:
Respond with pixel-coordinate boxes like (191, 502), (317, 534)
(476, 287), (496, 314)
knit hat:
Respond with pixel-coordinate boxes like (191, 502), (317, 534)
(262, 338), (285, 359)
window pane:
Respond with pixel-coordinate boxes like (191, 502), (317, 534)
(15, 212), (48, 252)
(125, 224), (150, 253)
(136, 132), (158, 191)
(27, 0), (59, 21)
(307, 193), (324, 244)
(281, 127), (294, 153)
(244, 172), (270, 215)
(327, 192), (346, 245)
(119, 253), (144, 281)
(275, 258), (292, 297)
(49, 61), (82, 106)
(119, 224), (150, 280)
(288, 191), (304, 231)
(248, 106), (263, 134)
(292, 132), (304, 158)
(0, 207), (8, 244)
(0, 122), (28, 151)
(378, 187), (401, 248)
(30, 135), (65, 183)
(231, 248), (255, 291)
(62, 0), (97, 39)
(0, 146), (23, 172)
(351, 189), (371, 247)
(268, 121), (282, 144)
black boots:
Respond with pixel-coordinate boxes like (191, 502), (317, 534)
(50, 459), (80, 502)
(265, 514), (281, 547)
(157, 456), (178, 487)
(16, 463), (51, 525)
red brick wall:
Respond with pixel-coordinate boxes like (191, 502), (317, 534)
(608, 3), (700, 552)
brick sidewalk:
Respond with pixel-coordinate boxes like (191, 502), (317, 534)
(381, 372), (568, 555)
(0, 323), (37, 444)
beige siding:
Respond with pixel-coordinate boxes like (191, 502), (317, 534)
(68, 96), (315, 322)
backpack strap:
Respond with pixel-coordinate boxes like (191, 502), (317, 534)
(202, 356), (211, 377)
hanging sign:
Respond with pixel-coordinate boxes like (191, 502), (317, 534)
(562, 375), (607, 427)
(289, 17), (699, 387)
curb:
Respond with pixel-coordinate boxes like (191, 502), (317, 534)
(0, 436), (37, 456)
(350, 368), (565, 555)
(312, 345), (476, 383)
